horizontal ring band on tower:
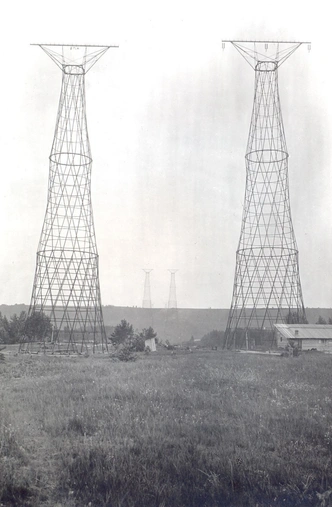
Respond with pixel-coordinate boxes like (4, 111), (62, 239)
(245, 149), (289, 163)
(49, 152), (92, 166)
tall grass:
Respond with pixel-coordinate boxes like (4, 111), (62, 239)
(1, 351), (332, 506)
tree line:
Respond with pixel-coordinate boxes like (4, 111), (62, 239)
(0, 311), (52, 344)
(315, 315), (332, 325)
(285, 311), (332, 325)
(0, 313), (157, 351)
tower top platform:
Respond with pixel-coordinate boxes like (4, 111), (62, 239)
(222, 40), (310, 69)
(32, 44), (118, 73)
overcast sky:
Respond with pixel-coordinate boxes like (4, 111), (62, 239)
(0, 0), (331, 309)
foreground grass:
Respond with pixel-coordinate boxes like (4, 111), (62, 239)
(1, 349), (332, 506)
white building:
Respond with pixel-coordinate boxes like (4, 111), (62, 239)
(144, 338), (156, 352)
(274, 324), (332, 353)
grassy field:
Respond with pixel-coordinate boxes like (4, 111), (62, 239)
(1, 348), (332, 507)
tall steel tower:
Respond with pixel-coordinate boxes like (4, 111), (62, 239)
(142, 269), (153, 308)
(168, 270), (178, 309)
(21, 44), (117, 354)
(163, 270), (180, 342)
(223, 41), (308, 349)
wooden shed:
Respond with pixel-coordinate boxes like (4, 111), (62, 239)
(274, 324), (332, 353)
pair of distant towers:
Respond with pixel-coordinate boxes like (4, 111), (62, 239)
(142, 270), (178, 309)
(20, 40), (309, 353)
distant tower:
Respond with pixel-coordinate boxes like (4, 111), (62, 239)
(223, 41), (308, 348)
(20, 44), (117, 354)
(142, 269), (153, 308)
(168, 270), (178, 308)
(164, 269), (180, 342)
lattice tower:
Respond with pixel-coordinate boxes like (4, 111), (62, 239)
(20, 44), (117, 354)
(168, 270), (178, 309)
(223, 41), (308, 349)
(163, 270), (180, 343)
(142, 269), (153, 308)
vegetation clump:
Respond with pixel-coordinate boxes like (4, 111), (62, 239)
(0, 310), (52, 345)
(109, 320), (157, 361)
(200, 329), (224, 348)
(316, 315), (332, 325)
(0, 311), (27, 344)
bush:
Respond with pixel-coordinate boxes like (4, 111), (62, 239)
(24, 311), (52, 341)
(110, 342), (137, 362)
(0, 312), (27, 344)
(200, 330), (224, 348)
(129, 334), (145, 352)
(110, 320), (134, 346)
(110, 322), (157, 353)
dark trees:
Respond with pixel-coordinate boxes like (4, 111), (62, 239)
(24, 311), (53, 341)
(110, 320), (134, 346)
(285, 311), (308, 325)
(0, 311), (27, 344)
(110, 321), (158, 352)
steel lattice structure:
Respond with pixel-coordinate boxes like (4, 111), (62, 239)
(223, 41), (308, 349)
(20, 44), (117, 354)
(142, 269), (153, 308)
(163, 270), (180, 343)
(168, 270), (178, 309)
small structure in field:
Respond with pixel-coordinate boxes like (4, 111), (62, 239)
(274, 324), (332, 353)
(145, 338), (156, 352)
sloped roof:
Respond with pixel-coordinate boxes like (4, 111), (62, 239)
(274, 324), (332, 340)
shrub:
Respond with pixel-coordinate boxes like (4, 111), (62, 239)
(129, 334), (145, 352)
(0, 312), (27, 344)
(200, 330), (224, 348)
(24, 311), (52, 341)
(110, 320), (134, 346)
(110, 342), (137, 362)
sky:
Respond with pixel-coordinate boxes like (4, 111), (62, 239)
(0, 0), (331, 309)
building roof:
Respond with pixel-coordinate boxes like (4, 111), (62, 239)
(274, 324), (332, 340)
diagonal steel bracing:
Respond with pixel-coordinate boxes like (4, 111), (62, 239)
(20, 44), (117, 354)
(223, 42), (308, 349)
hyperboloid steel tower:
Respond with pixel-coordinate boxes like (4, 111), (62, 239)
(164, 270), (180, 342)
(21, 44), (117, 354)
(142, 269), (153, 308)
(223, 41), (308, 349)
(168, 270), (178, 309)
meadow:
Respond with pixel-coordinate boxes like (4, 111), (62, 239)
(1, 348), (332, 507)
